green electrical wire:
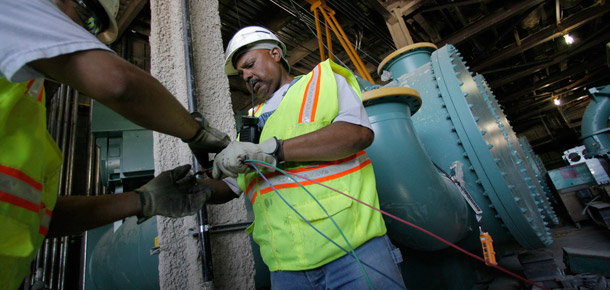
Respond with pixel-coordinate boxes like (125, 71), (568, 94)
(246, 160), (374, 289)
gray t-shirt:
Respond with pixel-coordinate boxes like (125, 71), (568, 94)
(223, 73), (372, 195)
(0, 0), (111, 82)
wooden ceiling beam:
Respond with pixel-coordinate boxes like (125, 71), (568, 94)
(502, 57), (606, 103)
(489, 28), (610, 89)
(437, 0), (544, 47)
(471, 0), (610, 72)
(116, 0), (148, 40)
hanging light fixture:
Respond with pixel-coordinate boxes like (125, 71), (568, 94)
(563, 33), (574, 45)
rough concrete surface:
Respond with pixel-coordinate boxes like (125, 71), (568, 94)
(149, 0), (255, 289)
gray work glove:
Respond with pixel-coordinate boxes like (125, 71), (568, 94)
(183, 112), (231, 167)
(136, 164), (214, 224)
(212, 137), (282, 179)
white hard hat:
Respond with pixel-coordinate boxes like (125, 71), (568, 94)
(96, 0), (119, 44)
(224, 26), (290, 75)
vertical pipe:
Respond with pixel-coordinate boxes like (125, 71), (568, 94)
(45, 84), (66, 287)
(48, 238), (58, 288)
(47, 89), (58, 133)
(81, 98), (95, 290)
(85, 115), (94, 196)
(94, 146), (101, 196)
(66, 89), (79, 197)
(556, 0), (561, 25)
(59, 89), (79, 290)
(54, 85), (72, 289)
(181, 0), (214, 286)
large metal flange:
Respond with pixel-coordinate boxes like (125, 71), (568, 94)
(378, 42), (438, 77)
(362, 87), (422, 115)
(432, 45), (552, 248)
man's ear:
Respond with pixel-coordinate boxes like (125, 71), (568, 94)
(269, 47), (282, 63)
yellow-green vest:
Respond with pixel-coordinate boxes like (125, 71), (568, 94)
(238, 60), (386, 271)
(0, 78), (62, 290)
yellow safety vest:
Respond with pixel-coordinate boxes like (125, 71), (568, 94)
(0, 78), (62, 290)
(238, 60), (386, 271)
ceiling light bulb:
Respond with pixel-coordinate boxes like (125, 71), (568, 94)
(564, 34), (574, 44)
(554, 98), (561, 106)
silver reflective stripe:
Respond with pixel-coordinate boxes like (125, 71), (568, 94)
(0, 173), (42, 206)
(246, 153), (370, 201)
(299, 64), (321, 123)
(26, 78), (44, 100)
(40, 208), (52, 229)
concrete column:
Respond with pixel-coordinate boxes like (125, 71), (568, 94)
(149, 0), (255, 289)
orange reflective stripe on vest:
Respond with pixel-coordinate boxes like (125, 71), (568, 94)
(0, 164), (52, 235)
(298, 63), (322, 123)
(25, 79), (44, 102)
(245, 151), (371, 203)
(39, 208), (52, 236)
(0, 165), (43, 212)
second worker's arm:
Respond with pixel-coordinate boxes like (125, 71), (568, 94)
(29, 49), (200, 140)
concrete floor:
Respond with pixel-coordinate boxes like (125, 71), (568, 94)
(489, 220), (610, 289)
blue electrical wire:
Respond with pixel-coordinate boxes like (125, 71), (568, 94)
(248, 161), (378, 289)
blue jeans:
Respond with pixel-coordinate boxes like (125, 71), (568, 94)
(270, 234), (407, 290)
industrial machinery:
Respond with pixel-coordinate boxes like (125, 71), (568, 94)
(83, 100), (158, 290)
(358, 43), (558, 289)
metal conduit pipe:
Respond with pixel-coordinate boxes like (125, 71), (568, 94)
(181, 0), (214, 286)
(55, 86), (73, 290)
(47, 85), (69, 288)
(80, 103), (97, 290)
(580, 85), (610, 158)
(58, 88), (79, 290)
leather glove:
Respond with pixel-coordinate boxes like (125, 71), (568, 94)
(183, 112), (231, 167)
(212, 137), (283, 179)
(136, 164), (214, 224)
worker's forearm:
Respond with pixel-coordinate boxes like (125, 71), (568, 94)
(47, 192), (141, 237)
(282, 121), (374, 162)
(198, 178), (238, 204)
(30, 50), (200, 140)
(99, 67), (200, 140)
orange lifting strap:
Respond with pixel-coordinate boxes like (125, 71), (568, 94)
(307, 0), (374, 83)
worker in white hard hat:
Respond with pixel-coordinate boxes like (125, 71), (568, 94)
(210, 26), (408, 289)
(0, 1), (230, 288)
